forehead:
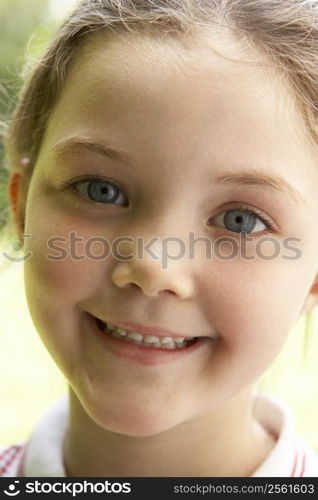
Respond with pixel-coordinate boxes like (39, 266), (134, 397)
(48, 28), (309, 142)
(44, 29), (318, 191)
(59, 28), (287, 105)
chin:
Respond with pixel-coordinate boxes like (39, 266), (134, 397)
(81, 393), (182, 437)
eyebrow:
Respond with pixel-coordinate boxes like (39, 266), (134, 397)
(52, 138), (134, 167)
(52, 138), (305, 205)
(215, 170), (305, 205)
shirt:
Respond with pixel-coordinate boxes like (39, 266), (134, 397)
(1, 393), (318, 477)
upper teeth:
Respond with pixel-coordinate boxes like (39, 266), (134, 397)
(102, 321), (195, 348)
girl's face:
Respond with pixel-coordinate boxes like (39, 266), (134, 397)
(18, 32), (318, 436)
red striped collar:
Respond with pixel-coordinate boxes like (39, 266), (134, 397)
(0, 445), (23, 476)
(290, 446), (306, 477)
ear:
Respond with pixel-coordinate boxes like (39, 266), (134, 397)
(300, 273), (318, 316)
(8, 168), (29, 245)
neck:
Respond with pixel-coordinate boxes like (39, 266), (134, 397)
(63, 388), (275, 477)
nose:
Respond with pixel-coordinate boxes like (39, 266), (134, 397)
(110, 235), (195, 299)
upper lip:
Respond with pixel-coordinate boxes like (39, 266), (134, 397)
(94, 315), (203, 338)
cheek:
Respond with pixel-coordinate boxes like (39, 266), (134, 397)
(23, 222), (94, 300)
(23, 190), (114, 300)
(22, 196), (114, 370)
(203, 256), (312, 366)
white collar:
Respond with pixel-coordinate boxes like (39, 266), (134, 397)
(24, 394), (68, 477)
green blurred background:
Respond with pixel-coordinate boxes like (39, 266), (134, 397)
(0, 0), (317, 451)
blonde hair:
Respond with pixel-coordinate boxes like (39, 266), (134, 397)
(2, 0), (318, 333)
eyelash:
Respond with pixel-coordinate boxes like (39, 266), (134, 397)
(63, 175), (275, 237)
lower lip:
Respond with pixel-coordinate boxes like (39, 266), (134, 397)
(88, 313), (213, 366)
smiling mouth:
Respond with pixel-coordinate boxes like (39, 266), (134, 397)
(95, 317), (199, 350)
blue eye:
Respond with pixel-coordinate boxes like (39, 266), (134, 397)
(212, 206), (271, 235)
(72, 178), (127, 205)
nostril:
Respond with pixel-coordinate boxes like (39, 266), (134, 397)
(162, 290), (177, 296)
(130, 283), (140, 290)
